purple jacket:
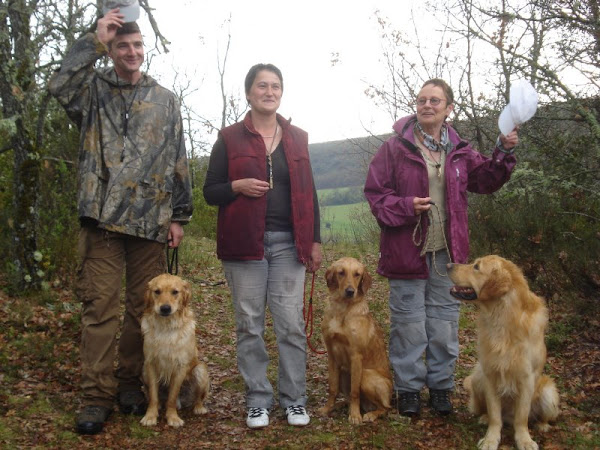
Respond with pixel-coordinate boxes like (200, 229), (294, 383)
(364, 115), (516, 279)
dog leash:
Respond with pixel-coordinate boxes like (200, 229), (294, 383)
(412, 202), (452, 277)
(166, 243), (178, 275)
(303, 272), (327, 355)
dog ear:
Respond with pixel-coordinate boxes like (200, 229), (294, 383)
(144, 281), (154, 312)
(359, 269), (372, 296)
(479, 267), (511, 301)
(181, 279), (192, 307)
(325, 267), (338, 291)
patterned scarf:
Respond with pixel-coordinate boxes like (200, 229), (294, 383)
(415, 121), (453, 153)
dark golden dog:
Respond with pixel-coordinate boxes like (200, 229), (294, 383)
(448, 255), (559, 450)
(318, 257), (393, 424)
(140, 273), (209, 428)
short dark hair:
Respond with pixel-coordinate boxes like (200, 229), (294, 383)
(244, 63), (283, 95)
(421, 78), (454, 105)
(116, 21), (141, 36)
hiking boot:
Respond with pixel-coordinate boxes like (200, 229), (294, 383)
(428, 389), (453, 415)
(118, 390), (147, 415)
(285, 405), (310, 426)
(246, 407), (270, 429)
(397, 391), (421, 417)
(76, 405), (112, 435)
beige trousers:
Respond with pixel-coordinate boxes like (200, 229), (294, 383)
(76, 226), (166, 408)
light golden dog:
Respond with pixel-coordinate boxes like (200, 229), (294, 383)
(448, 255), (559, 450)
(318, 257), (393, 424)
(140, 273), (210, 428)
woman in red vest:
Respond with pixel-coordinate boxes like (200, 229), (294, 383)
(204, 63), (321, 429)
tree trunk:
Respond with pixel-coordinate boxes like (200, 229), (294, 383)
(12, 121), (42, 290)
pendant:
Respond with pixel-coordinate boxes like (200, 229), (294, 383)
(436, 164), (442, 178)
(268, 154), (274, 189)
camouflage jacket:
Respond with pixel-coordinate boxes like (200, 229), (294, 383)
(49, 32), (193, 243)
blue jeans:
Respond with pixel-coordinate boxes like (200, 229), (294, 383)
(223, 231), (308, 410)
(388, 251), (459, 393)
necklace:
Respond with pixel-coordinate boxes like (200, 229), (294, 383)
(266, 124), (279, 189)
(117, 74), (140, 162)
(417, 138), (444, 178)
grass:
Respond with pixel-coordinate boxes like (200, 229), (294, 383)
(0, 235), (598, 448)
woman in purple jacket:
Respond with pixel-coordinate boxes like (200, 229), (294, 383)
(364, 79), (519, 417)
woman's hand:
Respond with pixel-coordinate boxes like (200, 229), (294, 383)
(307, 242), (322, 273)
(232, 178), (270, 198)
(500, 128), (519, 150)
(413, 197), (432, 215)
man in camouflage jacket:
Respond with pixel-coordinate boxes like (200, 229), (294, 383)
(49, 9), (192, 435)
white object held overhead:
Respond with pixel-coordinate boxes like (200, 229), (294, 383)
(103, 0), (140, 23)
(498, 79), (538, 136)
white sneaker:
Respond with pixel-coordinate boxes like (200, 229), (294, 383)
(246, 407), (269, 429)
(285, 405), (310, 426)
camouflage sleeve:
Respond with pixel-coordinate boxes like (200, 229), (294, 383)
(48, 33), (107, 128)
(171, 103), (193, 223)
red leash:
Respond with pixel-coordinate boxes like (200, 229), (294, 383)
(303, 272), (327, 355)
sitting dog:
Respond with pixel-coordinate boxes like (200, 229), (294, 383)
(140, 273), (210, 428)
(448, 255), (559, 450)
(318, 257), (393, 424)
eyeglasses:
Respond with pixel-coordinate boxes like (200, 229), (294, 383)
(416, 97), (446, 106)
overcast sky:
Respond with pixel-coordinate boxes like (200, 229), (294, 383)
(138, 0), (425, 146)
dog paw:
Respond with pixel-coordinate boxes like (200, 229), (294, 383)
(140, 414), (158, 427)
(535, 422), (550, 432)
(515, 435), (538, 450)
(194, 405), (208, 415)
(318, 406), (332, 416)
(166, 414), (184, 428)
(348, 413), (362, 425)
(477, 436), (500, 450)
(362, 412), (377, 423)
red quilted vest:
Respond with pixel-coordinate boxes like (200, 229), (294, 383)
(217, 112), (315, 263)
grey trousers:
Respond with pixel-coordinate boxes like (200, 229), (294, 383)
(223, 231), (308, 410)
(388, 251), (460, 393)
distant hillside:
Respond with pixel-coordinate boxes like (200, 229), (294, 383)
(309, 134), (392, 189)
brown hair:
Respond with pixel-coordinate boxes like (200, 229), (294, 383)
(116, 21), (141, 35)
(421, 78), (454, 105)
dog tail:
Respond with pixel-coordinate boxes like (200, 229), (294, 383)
(531, 375), (559, 427)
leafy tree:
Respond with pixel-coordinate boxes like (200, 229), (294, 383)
(0, 0), (168, 291)
(366, 0), (599, 294)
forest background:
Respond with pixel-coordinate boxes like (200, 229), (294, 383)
(0, 0), (598, 448)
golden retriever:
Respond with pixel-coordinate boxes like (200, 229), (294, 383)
(448, 255), (559, 450)
(318, 257), (393, 424)
(140, 273), (210, 428)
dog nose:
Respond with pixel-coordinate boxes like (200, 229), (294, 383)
(344, 287), (355, 298)
(159, 304), (172, 316)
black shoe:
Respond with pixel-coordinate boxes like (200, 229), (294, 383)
(428, 389), (453, 415)
(118, 390), (148, 415)
(397, 391), (420, 417)
(76, 405), (112, 435)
